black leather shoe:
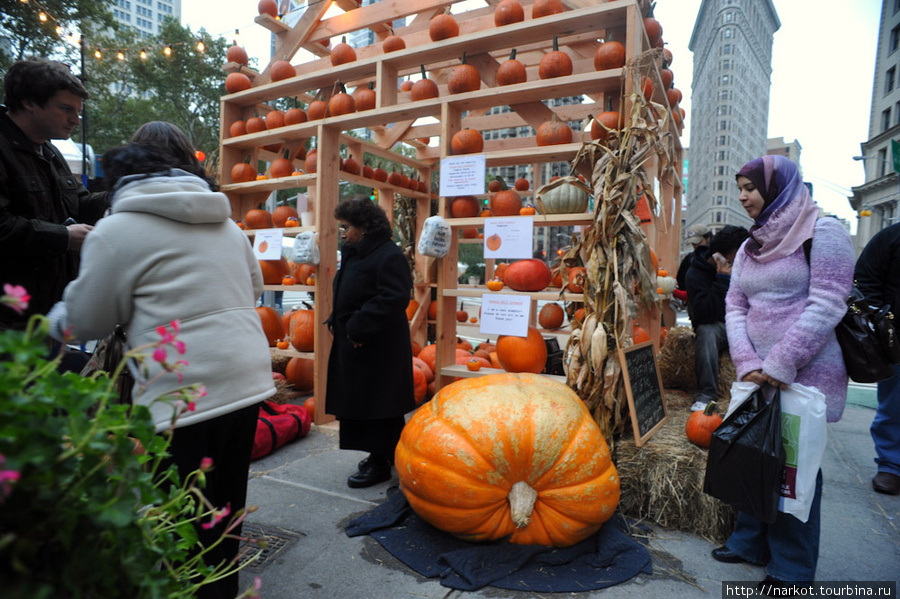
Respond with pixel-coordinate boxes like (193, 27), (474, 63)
(348, 457), (391, 488)
(873, 472), (900, 495)
(711, 546), (745, 563)
(758, 576), (797, 596)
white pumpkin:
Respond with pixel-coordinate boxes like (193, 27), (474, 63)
(535, 177), (590, 214)
(657, 275), (676, 294)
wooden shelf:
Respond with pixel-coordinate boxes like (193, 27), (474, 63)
(441, 364), (566, 383)
(226, 3), (629, 105)
(447, 213), (594, 227)
(442, 288), (584, 302)
(221, 70), (621, 150)
(264, 284), (315, 292)
(243, 226), (315, 236)
(270, 346), (314, 359)
(221, 173), (316, 193)
(254, 14), (291, 34)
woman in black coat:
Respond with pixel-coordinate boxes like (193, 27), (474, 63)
(326, 197), (415, 488)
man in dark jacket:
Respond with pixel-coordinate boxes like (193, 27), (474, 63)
(855, 222), (900, 495)
(684, 225), (749, 411)
(0, 58), (109, 330)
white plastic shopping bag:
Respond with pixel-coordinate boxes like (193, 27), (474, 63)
(778, 382), (826, 523)
(417, 215), (451, 258)
(292, 231), (320, 265)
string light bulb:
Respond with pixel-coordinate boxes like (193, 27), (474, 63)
(94, 49), (102, 59)
(163, 45), (172, 56)
(117, 50), (125, 61)
(140, 48), (148, 60)
(196, 39), (205, 52)
(39, 11), (48, 22)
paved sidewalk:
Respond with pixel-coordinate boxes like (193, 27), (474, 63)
(239, 401), (900, 598)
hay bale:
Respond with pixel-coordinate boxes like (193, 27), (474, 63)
(615, 389), (736, 544)
(271, 352), (291, 374)
(658, 325), (737, 402)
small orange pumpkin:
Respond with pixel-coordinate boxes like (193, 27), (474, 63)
(330, 36), (356, 66)
(289, 309), (316, 352)
(275, 339), (290, 350)
(411, 65), (439, 101)
(448, 53), (480, 94)
(224, 72), (252, 94)
(486, 278), (504, 291)
(282, 275), (296, 285)
(429, 11), (459, 41)
(270, 59), (296, 82)
(285, 357), (314, 392)
(255, 306), (285, 347)
(496, 326), (548, 374)
(466, 358), (483, 372)
(538, 36), (573, 80)
(538, 303), (565, 329)
(686, 402), (723, 449)
(519, 205), (536, 216)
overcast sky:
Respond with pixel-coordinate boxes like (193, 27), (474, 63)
(184, 0), (882, 230)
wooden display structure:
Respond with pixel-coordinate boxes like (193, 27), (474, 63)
(218, 0), (683, 424)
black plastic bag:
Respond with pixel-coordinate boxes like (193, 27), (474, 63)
(703, 385), (785, 524)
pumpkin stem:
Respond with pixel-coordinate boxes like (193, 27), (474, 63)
(509, 48), (517, 61)
(341, 36), (347, 44)
(368, 81), (374, 90)
(605, 96), (614, 112)
(704, 401), (718, 416)
(461, 51), (467, 65)
(508, 481), (538, 528)
(552, 36), (559, 53)
(420, 64), (428, 79)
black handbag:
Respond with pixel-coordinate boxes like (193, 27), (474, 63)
(835, 286), (899, 384)
(703, 385), (785, 524)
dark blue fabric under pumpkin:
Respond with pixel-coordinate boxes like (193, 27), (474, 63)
(345, 488), (652, 592)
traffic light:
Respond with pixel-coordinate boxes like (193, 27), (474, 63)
(372, 189), (379, 202)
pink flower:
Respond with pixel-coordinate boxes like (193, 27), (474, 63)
(173, 340), (186, 354)
(1, 284), (30, 315)
(152, 347), (167, 363)
(201, 502), (231, 530)
(200, 457), (213, 471)
(192, 385), (208, 400)
(169, 319), (181, 334)
(0, 455), (20, 502)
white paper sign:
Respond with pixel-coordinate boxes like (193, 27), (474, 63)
(483, 217), (534, 259)
(253, 229), (283, 260)
(439, 154), (486, 196)
(479, 293), (530, 337)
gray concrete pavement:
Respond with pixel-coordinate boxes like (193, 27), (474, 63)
(239, 400), (900, 598)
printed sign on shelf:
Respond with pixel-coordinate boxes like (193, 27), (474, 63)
(483, 217), (534, 259)
(253, 229), (283, 260)
(479, 293), (530, 337)
(439, 154), (486, 197)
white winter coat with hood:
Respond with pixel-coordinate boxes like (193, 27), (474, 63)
(61, 170), (275, 431)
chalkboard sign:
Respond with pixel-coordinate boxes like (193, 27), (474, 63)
(618, 341), (668, 446)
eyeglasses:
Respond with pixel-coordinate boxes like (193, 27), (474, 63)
(338, 224), (349, 232)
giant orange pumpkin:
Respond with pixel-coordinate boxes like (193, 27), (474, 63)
(255, 306), (285, 346)
(395, 373), (620, 546)
(285, 357), (314, 392)
(496, 326), (547, 373)
(289, 309), (315, 352)
(503, 259), (552, 292)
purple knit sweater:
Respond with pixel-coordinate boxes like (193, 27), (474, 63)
(725, 217), (854, 422)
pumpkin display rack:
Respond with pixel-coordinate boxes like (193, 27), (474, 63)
(218, 0), (682, 424)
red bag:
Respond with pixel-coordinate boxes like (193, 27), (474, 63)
(252, 400), (311, 460)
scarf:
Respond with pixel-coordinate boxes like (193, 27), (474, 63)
(736, 155), (820, 263)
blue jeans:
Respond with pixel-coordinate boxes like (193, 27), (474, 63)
(694, 322), (727, 403)
(725, 470), (823, 582)
(873, 364), (900, 476)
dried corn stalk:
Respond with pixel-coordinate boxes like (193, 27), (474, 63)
(393, 194), (419, 281)
(556, 49), (679, 449)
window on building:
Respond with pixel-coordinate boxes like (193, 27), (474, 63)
(886, 67), (896, 95)
(725, 11), (733, 22)
(724, 28), (732, 39)
(717, 196), (724, 205)
(883, 108), (892, 132)
(723, 44), (731, 55)
(879, 147), (888, 177)
(895, 0), (900, 14)
(718, 165), (726, 175)
(718, 135), (727, 146)
(716, 211), (723, 223)
(722, 74), (729, 84)
(892, 25), (900, 53)
(895, 101), (900, 125)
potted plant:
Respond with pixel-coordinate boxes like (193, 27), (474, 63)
(0, 284), (262, 599)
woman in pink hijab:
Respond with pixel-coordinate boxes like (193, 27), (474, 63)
(710, 155), (854, 589)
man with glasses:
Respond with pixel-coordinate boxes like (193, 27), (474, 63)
(0, 58), (109, 332)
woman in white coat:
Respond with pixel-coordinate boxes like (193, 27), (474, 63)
(49, 122), (275, 599)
